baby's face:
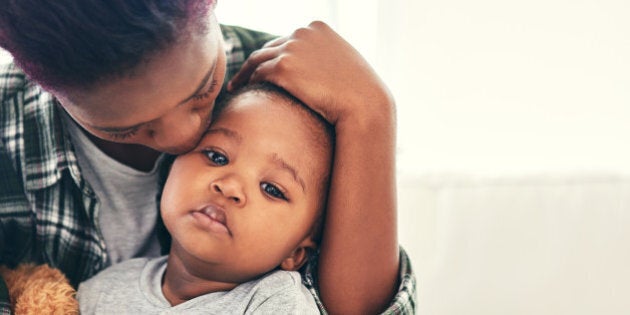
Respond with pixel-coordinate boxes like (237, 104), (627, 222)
(161, 92), (329, 282)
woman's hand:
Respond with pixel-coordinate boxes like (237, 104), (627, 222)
(228, 21), (394, 126)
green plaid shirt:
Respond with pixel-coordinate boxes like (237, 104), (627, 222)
(0, 25), (416, 314)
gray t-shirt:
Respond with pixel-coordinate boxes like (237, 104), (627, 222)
(62, 111), (163, 264)
(77, 256), (319, 314)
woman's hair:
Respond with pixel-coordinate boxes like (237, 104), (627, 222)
(0, 0), (214, 90)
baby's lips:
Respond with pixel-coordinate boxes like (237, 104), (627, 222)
(203, 205), (227, 226)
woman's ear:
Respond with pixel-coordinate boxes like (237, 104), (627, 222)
(280, 238), (317, 271)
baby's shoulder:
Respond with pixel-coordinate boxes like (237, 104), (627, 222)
(243, 271), (318, 314)
(250, 270), (316, 303)
(256, 270), (302, 289)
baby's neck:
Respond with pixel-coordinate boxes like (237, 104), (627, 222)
(162, 253), (239, 306)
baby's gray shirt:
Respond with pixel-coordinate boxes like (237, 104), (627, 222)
(77, 256), (319, 314)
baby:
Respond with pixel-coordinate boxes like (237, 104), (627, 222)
(77, 83), (334, 314)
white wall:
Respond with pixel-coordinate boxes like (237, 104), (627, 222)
(400, 173), (630, 315)
(385, 0), (630, 176)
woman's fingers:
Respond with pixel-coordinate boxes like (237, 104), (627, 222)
(262, 35), (288, 48)
(247, 57), (278, 85)
(227, 42), (283, 91)
(230, 20), (391, 125)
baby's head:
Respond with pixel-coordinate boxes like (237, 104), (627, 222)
(161, 82), (333, 284)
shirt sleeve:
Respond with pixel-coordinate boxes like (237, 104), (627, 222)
(76, 277), (99, 315)
(248, 273), (320, 315)
(301, 246), (417, 315)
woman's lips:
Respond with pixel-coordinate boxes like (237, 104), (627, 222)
(191, 204), (231, 235)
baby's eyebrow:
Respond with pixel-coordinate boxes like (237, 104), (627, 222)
(271, 154), (306, 192)
(205, 127), (242, 144)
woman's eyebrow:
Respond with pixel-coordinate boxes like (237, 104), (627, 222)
(178, 60), (218, 105)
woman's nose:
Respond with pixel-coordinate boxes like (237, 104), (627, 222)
(147, 110), (203, 153)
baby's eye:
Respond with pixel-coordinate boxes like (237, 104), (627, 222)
(261, 182), (287, 200)
(203, 149), (228, 166)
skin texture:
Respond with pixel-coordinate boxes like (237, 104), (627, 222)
(160, 92), (331, 306)
(50, 10), (397, 313)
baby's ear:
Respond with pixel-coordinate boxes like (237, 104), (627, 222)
(280, 238), (317, 271)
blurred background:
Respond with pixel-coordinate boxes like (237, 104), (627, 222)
(2, 0), (630, 313)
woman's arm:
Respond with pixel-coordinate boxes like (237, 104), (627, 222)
(318, 93), (399, 314)
(229, 21), (399, 314)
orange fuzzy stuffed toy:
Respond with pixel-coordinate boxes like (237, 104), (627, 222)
(0, 264), (78, 315)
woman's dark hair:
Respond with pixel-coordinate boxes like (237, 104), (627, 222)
(0, 0), (214, 89)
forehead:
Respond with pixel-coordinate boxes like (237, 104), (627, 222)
(58, 20), (223, 126)
(209, 92), (329, 177)
(217, 92), (319, 143)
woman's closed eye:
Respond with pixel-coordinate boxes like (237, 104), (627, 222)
(203, 149), (229, 166)
(108, 127), (140, 140)
(192, 79), (218, 101)
(261, 182), (288, 201)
